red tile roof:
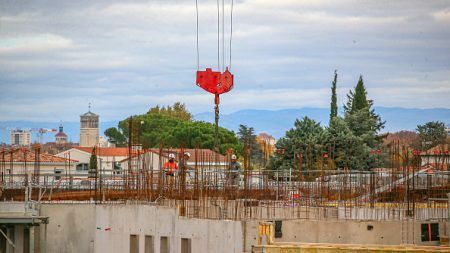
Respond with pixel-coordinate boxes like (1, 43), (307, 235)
(73, 147), (129, 157)
(0, 148), (78, 163)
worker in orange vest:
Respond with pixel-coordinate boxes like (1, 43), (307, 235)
(164, 153), (178, 187)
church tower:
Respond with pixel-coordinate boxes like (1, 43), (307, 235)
(79, 104), (99, 147)
(55, 123), (68, 145)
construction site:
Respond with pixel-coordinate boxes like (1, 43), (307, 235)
(1, 131), (450, 252)
(1, 0), (450, 253)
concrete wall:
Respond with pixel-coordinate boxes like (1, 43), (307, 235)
(244, 219), (447, 252)
(39, 204), (244, 253)
(40, 204), (96, 253)
(35, 203), (450, 253)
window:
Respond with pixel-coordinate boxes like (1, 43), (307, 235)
(114, 162), (122, 175)
(275, 220), (282, 238)
(76, 163), (89, 171)
(145, 235), (154, 253)
(160, 236), (169, 253)
(181, 238), (191, 253)
(421, 223), (439, 242)
(54, 169), (63, 180)
(130, 234), (139, 253)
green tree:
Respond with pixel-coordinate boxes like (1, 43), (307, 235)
(106, 109), (241, 155)
(326, 117), (356, 169)
(104, 127), (126, 146)
(416, 121), (447, 150)
(88, 147), (98, 178)
(238, 125), (263, 166)
(344, 75), (384, 132)
(330, 70), (338, 124)
(270, 117), (328, 172)
(339, 75), (384, 170)
(147, 102), (193, 121)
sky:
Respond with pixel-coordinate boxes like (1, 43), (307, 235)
(1, 0), (450, 122)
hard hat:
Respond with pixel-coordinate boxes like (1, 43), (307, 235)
(169, 153), (175, 159)
(231, 154), (237, 160)
(184, 152), (191, 158)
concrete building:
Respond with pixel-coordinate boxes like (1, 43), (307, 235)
(256, 133), (276, 161)
(10, 129), (32, 147)
(99, 136), (115, 148)
(56, 147), (129, 175)
(54, 124), (68, 145)
(0, 202), (446, 253)
(80, 108), (99, 147)
(0, 202), (48, 253)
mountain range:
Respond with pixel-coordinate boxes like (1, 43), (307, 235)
(1, 107), (449, 144)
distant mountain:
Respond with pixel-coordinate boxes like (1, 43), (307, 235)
(1, 107), (449, 144)
(194, 107), (450, 139)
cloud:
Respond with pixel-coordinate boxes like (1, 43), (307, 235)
(0, 34), (72, 53)
(0, 0), (449, 123)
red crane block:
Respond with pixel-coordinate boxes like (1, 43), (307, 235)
(196, 68), (234, 96)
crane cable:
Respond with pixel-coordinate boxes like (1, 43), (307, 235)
(195, 0), (199, 71)
(196, 0), (234, 152)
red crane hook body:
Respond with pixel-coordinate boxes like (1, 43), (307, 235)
(196, 67), (234, 105)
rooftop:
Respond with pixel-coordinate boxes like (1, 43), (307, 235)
(0, 148), (78, 163)
(74, 146), (129, 157)
(80, 111), (98, 117)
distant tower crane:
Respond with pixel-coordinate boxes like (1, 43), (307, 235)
(30, 128), (57, 144)
(38, 128), (57, 145)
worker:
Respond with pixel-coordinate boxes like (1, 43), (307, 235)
(228, 154), (241, 187)
(163, 153), (178, 188)
(179, 152), (191, 187)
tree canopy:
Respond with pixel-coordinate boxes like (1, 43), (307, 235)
(416, 121), (448, 150)
(270, 75), (384, 171)
(104, 102), (241, 155)
(238, 125), (263, 167)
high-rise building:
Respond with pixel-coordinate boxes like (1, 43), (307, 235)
(55, 124), (68, 145)
(10, 129), (32, 147)
(79, 106), (99, 147)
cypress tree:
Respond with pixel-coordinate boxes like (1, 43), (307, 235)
(330, 70), (338, 124)
(88, 147), (98, 178)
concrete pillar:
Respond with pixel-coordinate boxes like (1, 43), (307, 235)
(42, 224), (47, 253)
(30, 226), (35, 253)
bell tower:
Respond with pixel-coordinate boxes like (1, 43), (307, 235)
(79, 103), (99, 147)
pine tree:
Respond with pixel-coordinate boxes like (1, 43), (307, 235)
(330, 70), (338, 124)
(351, 75), (369, 113)
(340, 75), (385, 170)
(344, 75), (384, 132)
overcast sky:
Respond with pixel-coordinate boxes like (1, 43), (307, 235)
(1, 0), (449, 122)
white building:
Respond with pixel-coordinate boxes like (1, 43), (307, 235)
(10, 129), (32, 147)
(119, 148), (229, 173)
(56, 147), (129, 175)
(0, 148), (78, 182)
